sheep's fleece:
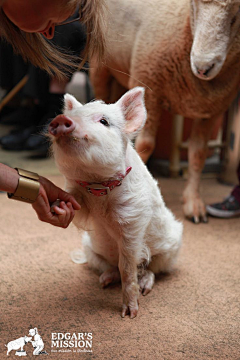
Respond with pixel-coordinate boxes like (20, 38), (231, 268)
(90, 0), (240, 223)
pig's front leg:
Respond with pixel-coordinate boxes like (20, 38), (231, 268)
(118, 246), (139, 319)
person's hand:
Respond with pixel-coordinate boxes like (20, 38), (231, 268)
(32, 176), (81, 228)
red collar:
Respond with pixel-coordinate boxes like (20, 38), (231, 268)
(76, 167), (132, 196)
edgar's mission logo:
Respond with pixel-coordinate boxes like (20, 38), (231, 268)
(51, 333), (93, 353)
(5, 327), (48, 356)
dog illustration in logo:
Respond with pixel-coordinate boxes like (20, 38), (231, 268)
(28, 328), (48, 355)
(5, 335), (32, 355)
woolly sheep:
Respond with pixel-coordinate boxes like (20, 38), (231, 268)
(90, 0), (240, 223)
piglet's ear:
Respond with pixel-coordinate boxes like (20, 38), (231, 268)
(64, 93), (82, 111)
(117, 87), (147, 134)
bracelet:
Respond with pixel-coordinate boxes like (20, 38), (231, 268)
(7, 168), (40, 204)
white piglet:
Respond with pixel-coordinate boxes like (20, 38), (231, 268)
(48, 87), (183, 318)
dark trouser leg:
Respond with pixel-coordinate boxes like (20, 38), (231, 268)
(231, 161), (240, 203)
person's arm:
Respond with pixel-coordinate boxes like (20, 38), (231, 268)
(0, 163), (19, 193)
(0, 163), (81, 228)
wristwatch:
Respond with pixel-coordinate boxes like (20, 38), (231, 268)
(7, 168), (40, 204)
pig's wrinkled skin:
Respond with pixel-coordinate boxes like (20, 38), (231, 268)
(5, 336), (32, 355)
(49, 87), (183, 318)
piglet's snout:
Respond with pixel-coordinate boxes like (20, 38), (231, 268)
(49, 115), (75, 137)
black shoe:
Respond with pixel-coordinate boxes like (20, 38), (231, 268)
(25, 132), (50, 158)
(0, 126), (37, 150)
(206, 195), (240, 218)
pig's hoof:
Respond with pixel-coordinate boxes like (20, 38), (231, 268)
(121, 303), (138, 319)
(99, 267), (120, 288)
(138, 270), (155, 295)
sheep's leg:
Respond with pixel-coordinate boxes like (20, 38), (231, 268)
(182, 116), (218, 223)
(131, 86), (161, 163)
(89, 63), (113, 103)
(90, 64), (126, 103)
(109, 78), (126, 103)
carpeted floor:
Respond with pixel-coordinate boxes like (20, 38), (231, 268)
(1, 165), (240, 359)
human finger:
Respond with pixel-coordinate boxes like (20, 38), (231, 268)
(56, 189), (81, 210)
(58, 201), (73, 227)
(52, 205), (66, 215)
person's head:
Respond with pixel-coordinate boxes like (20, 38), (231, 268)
(28, 328), (38, 337)
(0, 0), (107, 77)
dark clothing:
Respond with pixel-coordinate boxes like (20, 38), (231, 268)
(0, 15), (86, 106)
(0, 11), (87, 155)
(231, 161), (240, 203)
(0, 40), (27, 92)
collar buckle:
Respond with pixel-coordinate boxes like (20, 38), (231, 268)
(86, 183), (111, 195)
(77, 167), (132, 196)
(116, 179), (122, 186)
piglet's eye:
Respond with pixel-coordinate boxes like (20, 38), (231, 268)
(100, 118), (109, 126)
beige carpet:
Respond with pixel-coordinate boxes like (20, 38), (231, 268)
(1, 167), (240, 359)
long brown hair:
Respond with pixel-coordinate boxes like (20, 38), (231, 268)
(0, 0), (108, 78)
